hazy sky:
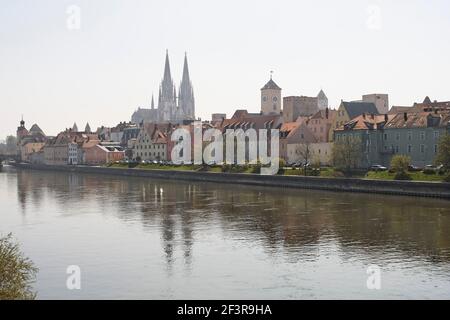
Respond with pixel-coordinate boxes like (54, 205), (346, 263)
(1, 0), (449, 138)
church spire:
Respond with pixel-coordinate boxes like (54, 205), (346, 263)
(158, 50), (177, 122)
(182, 52), (190, 84)
(163, 49), (172, 84)
(178, 52), (195, 120)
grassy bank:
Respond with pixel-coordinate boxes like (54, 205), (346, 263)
(107, 162), (448, 182)
(365, 171), (446, 182)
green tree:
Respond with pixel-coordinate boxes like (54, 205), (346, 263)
(0, 233), (38, 300)
(390, 155), (412, 180)
(331, 135), (362, 175)
(435, 133), (450, 170)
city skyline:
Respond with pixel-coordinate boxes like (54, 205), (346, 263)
(1, 0), (450, 138)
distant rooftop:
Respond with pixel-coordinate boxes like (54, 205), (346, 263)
(261, 78), (281, 90)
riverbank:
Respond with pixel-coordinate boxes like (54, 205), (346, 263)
(10, 162), (450, 199)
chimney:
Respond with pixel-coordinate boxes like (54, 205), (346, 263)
(403, 112), (408, 122)
(384, 114), (388, 122)
(325, 107), (329, 119)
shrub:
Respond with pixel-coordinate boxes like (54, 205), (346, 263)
(390, 155), (410, 173)
(0, 234), (38, 300)
(128, 161), (138, 168)
(394, 171), (412, 180)
(310, 168), (320, 176)
(442, 171), (450, 182)
(443, 172), (450, 183)
(423, 168), (435, 175)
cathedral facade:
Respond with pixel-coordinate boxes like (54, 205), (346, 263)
(132, 51), (195, 124)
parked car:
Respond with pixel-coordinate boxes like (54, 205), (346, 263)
(370, 164), (388, 172)
(408, 165), (421, 172)
(293, 161), (310, 168)
(424, 164), (445, 173)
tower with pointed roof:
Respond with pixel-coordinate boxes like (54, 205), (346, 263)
(17, 116), (29, 143)
(317, 89), (328, 110)
(261, 74), (282, 115)
(178, 53), (195, 120)
(158, 50), (177, 122)
(85, 123), (91, 133)
(72, 123), (79, 132)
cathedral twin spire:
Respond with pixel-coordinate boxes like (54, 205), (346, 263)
(157, 50), (195, 121)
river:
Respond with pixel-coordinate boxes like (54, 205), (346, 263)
(0, 166), (449, 299)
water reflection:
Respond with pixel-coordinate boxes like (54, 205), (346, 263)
(13, 167), (450, 270)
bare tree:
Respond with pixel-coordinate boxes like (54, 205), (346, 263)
(332, 135), (362, 175)
(295, 143), (314, 176)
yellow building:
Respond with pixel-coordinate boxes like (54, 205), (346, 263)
(329, 101), (379, 141)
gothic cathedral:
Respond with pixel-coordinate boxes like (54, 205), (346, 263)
(132, 50), (196, 124)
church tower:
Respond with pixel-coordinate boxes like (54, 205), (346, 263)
(158, 50), (177, 122)
(317, 89), (328, 110)
(261, 74), (282, 115)
(178, 53), (195, 120)
(17, 116), (28, 143)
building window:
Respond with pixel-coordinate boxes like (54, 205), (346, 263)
(408, 131), (412, 141)
(420, 132), (425, 140)
(407, 145), (412, 153)
(420, 144), (425, 153)
(434, 145), (438, 153)
(384, 133), (387, 140)
(434, 131), (440, 139)
(395, 146), (399, 153)
(396, 133), (400, 140)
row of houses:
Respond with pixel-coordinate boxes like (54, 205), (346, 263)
(15, 76), (450, 169)
(334, 103), (450, 167)
(17, 122), (125, 166)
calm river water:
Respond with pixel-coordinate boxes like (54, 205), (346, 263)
(0, 166), (449, 299)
